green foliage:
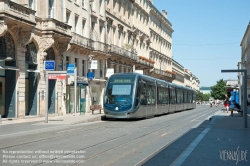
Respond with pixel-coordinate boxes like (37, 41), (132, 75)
(196, 90), (211, 101)
(203, 93), (211, 101)
(196, 90), (204, 101)
(210, 79), (227, 100)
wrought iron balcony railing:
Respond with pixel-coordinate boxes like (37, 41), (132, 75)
(153, 68), (175, 79)
(92, 41), (109, 53)
(110, 44), (138, 60)
(71, 32), (94, 49)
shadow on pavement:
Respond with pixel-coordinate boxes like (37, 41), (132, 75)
(140, 113), (250, 166)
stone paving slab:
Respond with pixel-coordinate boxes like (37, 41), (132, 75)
(142, 108), (250, 166)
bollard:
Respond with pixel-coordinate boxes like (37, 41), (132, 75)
(0, 115), (1, 124)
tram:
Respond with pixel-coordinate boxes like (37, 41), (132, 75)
(103, 73), (196, 119)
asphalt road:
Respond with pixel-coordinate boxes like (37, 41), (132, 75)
(0, 105), (222, 166)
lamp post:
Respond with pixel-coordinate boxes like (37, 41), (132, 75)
(221, 69), (248, 128)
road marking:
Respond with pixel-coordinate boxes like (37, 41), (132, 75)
(190, 113), (208, 122)
(0, 125), (68, 138)
(170, 117), (216, 166)
(56, 128), (82, 133)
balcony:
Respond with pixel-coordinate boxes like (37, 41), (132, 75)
(36, 18), (72, 38)
(71, 32), (94, 50)
(91, 41), (111, 60)
(150, 68), (175, 82)
(109, 44), (138, 61)
(0, 0), (36, 26)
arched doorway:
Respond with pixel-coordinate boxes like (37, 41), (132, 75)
(25, 42), (38, 115)
(0, 32), (16, 118)
(46, 47), (56, 114)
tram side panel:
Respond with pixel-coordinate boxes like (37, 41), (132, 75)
(176, 88), (184, 111)
(169, 85), (176, 113)
(157, 85), (170, 115)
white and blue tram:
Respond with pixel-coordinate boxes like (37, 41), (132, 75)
(103, 73), (196, 119)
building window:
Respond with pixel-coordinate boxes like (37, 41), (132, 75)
(82, 20), (86, 36)
(48, 0), (54, 18)
(75, 58), (78, 75)
(65, 56), (69, 70)
(29, 0), (35, 10)
(75, 15), (79, 33)
(75, 58), (77, 67)
(66, 10), (71, 24)
(82, 60), (85, 76)
(99, 60), (103, 77)
(82, 0), (84, 6)
(99, 26), (103, 42)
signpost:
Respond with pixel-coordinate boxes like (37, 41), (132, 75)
(45, 70), (67, 123)
(66, 64), (77, 116)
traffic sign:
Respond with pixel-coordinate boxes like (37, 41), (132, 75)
(44, 61), (55, 71)
(67, 64), (75, 75)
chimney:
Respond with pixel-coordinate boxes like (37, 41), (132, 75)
(162, 10), (167, 18)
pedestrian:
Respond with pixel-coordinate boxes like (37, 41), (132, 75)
(216, 99), (219, 107)
(210, 100), (213, 108)
(224, 94), (230, 113)
(230, 100), (241, 116)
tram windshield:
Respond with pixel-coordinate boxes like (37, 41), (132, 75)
(104, 75), (135, 105)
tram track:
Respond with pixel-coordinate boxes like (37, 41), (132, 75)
(0, 111), (195, 150)
(31, 109), (215, 166)
(1, 107), (220, 166)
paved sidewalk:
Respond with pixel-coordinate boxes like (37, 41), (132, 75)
(0, 112), (105, 126)
(142, 107), (250, 166)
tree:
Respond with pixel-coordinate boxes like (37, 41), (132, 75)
(196, 90), (211, 102)
(210, 79), (227, 100)
(203, 93), (211, 101)
(196, 90), (204, 101)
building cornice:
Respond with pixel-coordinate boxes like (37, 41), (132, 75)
(240, 22), (250, 46)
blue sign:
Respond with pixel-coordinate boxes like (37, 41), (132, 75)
(87, 72), (94, 79)
(44, 61), (55, 70)
(67, 64), (75, 75)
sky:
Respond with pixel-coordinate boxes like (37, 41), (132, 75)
(153, 0), (250, 87)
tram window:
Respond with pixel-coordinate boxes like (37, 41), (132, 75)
(165, 88), (169, 104)
(135, 79), (141, 107)
(170, 88), (176, 104)
(177, 89), (183, 104)
(158, 86), (163, 104)
(184, 91), (187, 103)
(149, 84), (155, 105)
(140, 82), (147, 105)
(158, 86), (167, 104)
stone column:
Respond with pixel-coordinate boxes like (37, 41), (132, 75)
(37, 36), (54, 116)
(10, 26), (33, 118)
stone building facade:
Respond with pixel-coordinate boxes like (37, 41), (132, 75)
(0, 0), (199, 119)
(240, 21), (250, 105)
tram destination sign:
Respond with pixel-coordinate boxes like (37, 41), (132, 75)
(113, 79), (132, 83)
(44, 60), (55, 71)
